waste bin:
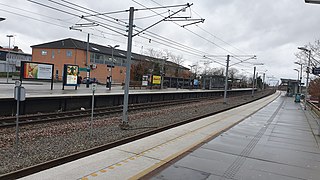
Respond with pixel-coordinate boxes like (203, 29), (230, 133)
(294, 93), (301, 103)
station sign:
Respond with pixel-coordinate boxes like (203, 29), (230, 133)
(152, 75), (161, 85)
(312, 67), (320, 75)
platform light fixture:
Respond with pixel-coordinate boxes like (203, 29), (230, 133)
(305, 0), (320, 4)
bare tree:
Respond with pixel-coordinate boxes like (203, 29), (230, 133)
(295, 39), (320, 68)
(170, 54), (184, 66)
(228, 68), (239, 79)
(145, 48), (164, 59)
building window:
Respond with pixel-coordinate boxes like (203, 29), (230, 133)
(51, 50), (55, 59)
(41, 50), (47, 55)
(66, 50), (72, 57)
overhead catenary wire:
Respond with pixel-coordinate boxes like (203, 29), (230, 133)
(27, 0), (127, 36)
(57, 0), (238, 64)
(0, 2), (77, 24)
(0, 2), (207, 62)
(61, 0), (129, 26)
(0, 8), (68, 28)
(51, 1), (226, 61)
(147, 0), (254, 63)
(24, 0), (254, 69)
(48, 0), (209, 58)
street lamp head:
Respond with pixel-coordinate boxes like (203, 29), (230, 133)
(108, 44), (120, 49)
(305, 0), (320, 4)
(0, 17), (5, 22)
(298, 47), (310, 52)
(294, 68), (299, 72)
(6, 35), (13, 38)
(294, 62), (302, 65)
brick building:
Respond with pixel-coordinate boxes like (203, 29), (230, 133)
(31, 38), (189, 84)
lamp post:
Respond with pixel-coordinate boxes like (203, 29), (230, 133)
(108, 44), (120, 90)
(294, 62), (303, 93)
(261, 70), (267, 90)
(188, 64), (195, 89)
(294, 68), (300, 93)
(298, 47), (311, 110)
(6, 35), (13, 83)
(161, 57), (167, 89)
(251, 63), (264, 96)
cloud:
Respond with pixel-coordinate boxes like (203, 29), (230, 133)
(0, 0), (319, 82)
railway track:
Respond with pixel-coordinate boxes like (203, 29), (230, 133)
(0, 96), (220, 127)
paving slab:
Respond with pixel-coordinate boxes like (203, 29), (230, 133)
(151, 93), (320, 180)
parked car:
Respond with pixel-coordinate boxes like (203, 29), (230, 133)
(82, 77), (98, 84)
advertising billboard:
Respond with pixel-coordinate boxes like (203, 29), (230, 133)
(63, 64), (79, 85)
(152, 75), (161, 85)
(21, 62), (53, 80)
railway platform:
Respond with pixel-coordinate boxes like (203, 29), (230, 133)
(19, 91), (320, 180)
(0, 78), (247, 99)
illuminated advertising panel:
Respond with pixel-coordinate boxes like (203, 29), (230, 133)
(21, 62), (53, 80)
(152, 75), (161, 85)
(63, 64), (79, 85)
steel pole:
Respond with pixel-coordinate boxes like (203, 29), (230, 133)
(252, 66), (256, 97)
(300, 64), (302, 94)
(110, 48), (114, 90)
(263, 73), (265, 90)
(122, 7), (134, 127)
(223, 55), (230, 104)
(161, 58), (164, 89)
(304, 50), (311, 110)
(15, 87), (20, 151)
(86, 34), (90, 88)
(6, 35), (12, 84)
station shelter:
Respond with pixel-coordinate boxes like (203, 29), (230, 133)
(280, 78), (300, 97)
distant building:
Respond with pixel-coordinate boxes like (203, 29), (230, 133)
(31, 38), (189, 84)
(0, 46), (32, 73)
(280, 78), (300, 96)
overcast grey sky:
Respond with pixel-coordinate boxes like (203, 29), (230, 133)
(1, 0), (319, 84)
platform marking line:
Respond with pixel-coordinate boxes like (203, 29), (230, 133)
(79, 92), (280, 180)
